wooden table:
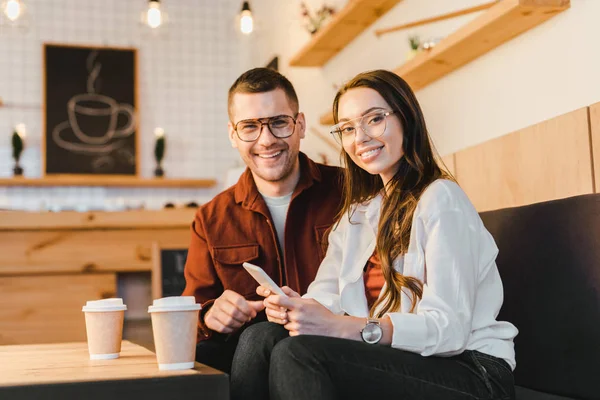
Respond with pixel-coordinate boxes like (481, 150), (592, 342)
(0, 341), (228, 400)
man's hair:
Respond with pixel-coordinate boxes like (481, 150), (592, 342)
(227, 68), (299, 120)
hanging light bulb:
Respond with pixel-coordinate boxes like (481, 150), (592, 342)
(145, 0), (162, 29)
(0, 0), (31, 34)
(3, 0), (22, 22)
(240, 1), (253, 35)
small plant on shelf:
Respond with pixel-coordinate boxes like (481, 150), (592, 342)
(11, 123), (26, 176)
(406, 34), (421, 61)
(300, 2), (335, 35)
(154, 127), (166, 177)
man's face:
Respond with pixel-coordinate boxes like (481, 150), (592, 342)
(228, 89), (305, 185)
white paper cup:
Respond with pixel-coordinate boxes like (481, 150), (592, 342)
(82, 298), (127, 360)
(148, 296), (201, 371)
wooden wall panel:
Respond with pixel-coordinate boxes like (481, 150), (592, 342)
(441, 154), (456, 177)
(455, 107), (593, 212)
(590, 102), (600, 193)
(0, 229), (190, 275)
(0, 274), (116, 344)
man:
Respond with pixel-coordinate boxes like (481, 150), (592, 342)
(182, 68), (342, 373)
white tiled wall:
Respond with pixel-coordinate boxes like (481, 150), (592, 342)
(0, 0), (249, 210)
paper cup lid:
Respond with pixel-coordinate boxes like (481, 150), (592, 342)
(82, 298), (127, 312)
(148, 296), (201, 313)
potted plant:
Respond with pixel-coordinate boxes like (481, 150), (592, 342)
(406, 35), (420, 61)
(154, 127), (165, 177)
(11, 123), (26, 176)
(300, 2), (335, 35)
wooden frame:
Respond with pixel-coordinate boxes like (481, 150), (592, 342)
(151, 242), (189, 300)
(42, 43), (140, 178)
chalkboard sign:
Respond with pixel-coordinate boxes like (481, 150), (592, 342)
(44, 44), (138, 176)
(152, 244), (188, 299)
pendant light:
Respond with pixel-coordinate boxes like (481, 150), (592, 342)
(142, 0), (164, 29)
(240, 1), (253, 35)
(0, 0), (31, 32)
(2, 0), (23, 22)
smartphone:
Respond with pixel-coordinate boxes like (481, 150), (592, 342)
(242, 262), (288, 297)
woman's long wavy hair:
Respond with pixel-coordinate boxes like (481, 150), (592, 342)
(332, 70), (452, 317)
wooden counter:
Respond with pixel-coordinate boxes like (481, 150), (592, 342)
(0, 176), (216, 188)
(0, 209), (196, 345)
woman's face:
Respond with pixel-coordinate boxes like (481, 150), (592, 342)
(336, 87), (404, 186)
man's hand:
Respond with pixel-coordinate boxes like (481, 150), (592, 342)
(204, 290), (265, 334)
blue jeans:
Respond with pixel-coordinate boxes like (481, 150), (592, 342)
(230, 322), (515, 400)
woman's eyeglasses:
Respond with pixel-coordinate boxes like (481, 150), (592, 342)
(330, 110), (396, 146)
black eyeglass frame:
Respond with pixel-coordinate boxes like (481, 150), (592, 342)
(232, 113), (299, 142)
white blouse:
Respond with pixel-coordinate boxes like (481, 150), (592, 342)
(304, 179), (518, 369)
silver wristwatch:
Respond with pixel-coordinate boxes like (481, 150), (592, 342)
(360, 318), (382, 344)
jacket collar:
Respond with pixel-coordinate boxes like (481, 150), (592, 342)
(234, 152), (322, 211)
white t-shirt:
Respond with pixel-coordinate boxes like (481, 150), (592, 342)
(260, 191), (293, 257)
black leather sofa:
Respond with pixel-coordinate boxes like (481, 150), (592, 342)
(480, 193), (600, 400)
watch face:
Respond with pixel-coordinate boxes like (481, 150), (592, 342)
(361, 322), (382, 344)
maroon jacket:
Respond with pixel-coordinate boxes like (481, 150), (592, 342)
(182, 153), (343, 340)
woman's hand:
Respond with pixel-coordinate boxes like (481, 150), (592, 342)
(264, 295), (343, 337)
(255, 285), (300, 298)
(257, 286), (301, 324)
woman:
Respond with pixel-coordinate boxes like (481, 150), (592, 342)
(230, 70), (518, 400)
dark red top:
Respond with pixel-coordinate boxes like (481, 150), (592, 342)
(364, 251), (385, 309)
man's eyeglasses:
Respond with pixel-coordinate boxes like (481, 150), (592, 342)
(233, 114), (298, 142)
(330, 110), (396, 146)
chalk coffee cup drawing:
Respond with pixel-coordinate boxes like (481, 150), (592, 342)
(148, 296), (201, 371)
(68, 93), (134, 145)
(82, 298), (127, 360)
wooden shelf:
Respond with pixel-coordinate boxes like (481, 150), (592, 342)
(0, 176), (217, 188)
(0, 209), (196, 230)
(319, 0), (570, 125)
(320, 113), (335, 126)
(394, 0), (569, 90)
(289, 0), (403, 67)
